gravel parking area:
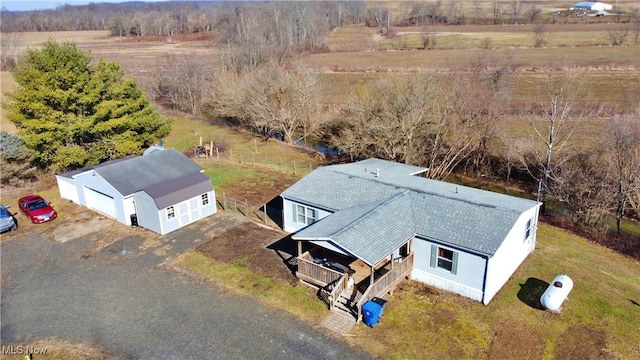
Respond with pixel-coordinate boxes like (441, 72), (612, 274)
(0, 212), (370, 359)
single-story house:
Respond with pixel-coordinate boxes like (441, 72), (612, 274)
(572, 2), (612, 12)
(281, 158), (541, 316)
(56, 146), (216, 235)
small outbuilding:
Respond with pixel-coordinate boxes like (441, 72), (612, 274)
(572, 2), (612, 12)
(56, 147), (216, 235)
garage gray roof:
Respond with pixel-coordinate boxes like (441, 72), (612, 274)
(283, 158), (540, 258)
(94, 149), (204, 196)
(144, 172), (213, 209)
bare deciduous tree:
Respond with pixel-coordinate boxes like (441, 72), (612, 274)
(609, 28), (629, 46)
(526, 63), (588, 206)
(0, 32), (22, 70)
(206, 64), (326, 144)
(151, 55), (212, 114)
(527, 3), (542, 24)
(606, 114), (640, 236)
(333, 74), (441, 164)
(532, 22), (547, 48)
(510, 0), (524, 24)
(548, 151), (613, 227)
(333, 72), (490, 180)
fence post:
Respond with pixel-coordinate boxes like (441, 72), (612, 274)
(210, 141), (213, 157)
(216, 147), (219, 160)
(309, 163), (312, 173)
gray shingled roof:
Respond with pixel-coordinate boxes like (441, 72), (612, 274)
(57, 156), (136, 179)
(95, 149), (203, 196)
(144, 172), (213, 209)
(293, 192), (415, 266)
(282, 158), (540, 258)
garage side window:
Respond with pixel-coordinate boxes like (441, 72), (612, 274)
(525, 219), (532, 241)
(167, 206), (175, 219)
(430, 245), (458, 275)
(201, 193), (209, 206)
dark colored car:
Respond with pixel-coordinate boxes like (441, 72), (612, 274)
(18, 195), (57, 224)
(0, 204), (18, 233)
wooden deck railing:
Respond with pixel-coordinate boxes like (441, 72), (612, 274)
(356, 253), (414, 322)
(297, 251), (343, 287)
(319, 275), (349, 310)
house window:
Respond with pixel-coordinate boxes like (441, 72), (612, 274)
(201, 193), (209, 206)
(525, 219), (532, 240)
(295, 204), (317, 225)
(167, 206), (175, 219)
(430, 245), (458, 274)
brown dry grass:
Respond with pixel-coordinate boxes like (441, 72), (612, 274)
(0, 338), (113, 359)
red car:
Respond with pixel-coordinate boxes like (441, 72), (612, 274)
(18, 195), (57, 224)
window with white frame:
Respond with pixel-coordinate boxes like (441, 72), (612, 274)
(430, 245), (458, 274)
(167, 206), (175, 219)
(525, 219), (532, 240)
(201, 193), (209, 206)
(295, 204), (317, 225)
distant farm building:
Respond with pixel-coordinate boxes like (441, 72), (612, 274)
(572, 2), (613, 12)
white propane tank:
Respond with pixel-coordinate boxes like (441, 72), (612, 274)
(540, 275), (573, 312)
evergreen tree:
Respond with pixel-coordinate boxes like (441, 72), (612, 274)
(4, 39), (171, 171)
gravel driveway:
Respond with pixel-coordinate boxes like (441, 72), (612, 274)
(0, 213), (370, 359)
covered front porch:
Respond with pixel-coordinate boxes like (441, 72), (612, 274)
(296, 242), (414, 322)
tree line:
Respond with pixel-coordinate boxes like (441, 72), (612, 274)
(0, 1), (366, 34)
(186, 55), (639, 248)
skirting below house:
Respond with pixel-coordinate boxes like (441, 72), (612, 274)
(411, 268), (483, 303)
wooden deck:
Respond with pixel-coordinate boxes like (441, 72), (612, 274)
(297, 250), (414, 323)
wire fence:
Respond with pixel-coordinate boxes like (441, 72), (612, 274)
(190, 139), (324, 177)
(216, 192), (279, 228)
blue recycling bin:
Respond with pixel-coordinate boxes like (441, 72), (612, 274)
(362, 297), (386, 327)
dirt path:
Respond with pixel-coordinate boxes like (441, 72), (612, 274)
(0, 212), (370, 359)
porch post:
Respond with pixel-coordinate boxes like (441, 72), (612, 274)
(390, 253), (394, 270)
(370, 266), (375, 288)
(297, 240), (302, 258)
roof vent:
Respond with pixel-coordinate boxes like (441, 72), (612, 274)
(376, 168), (381, 177)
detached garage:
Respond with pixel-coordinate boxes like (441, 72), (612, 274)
(56, 147), (217, 235)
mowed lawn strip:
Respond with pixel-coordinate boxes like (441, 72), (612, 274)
(176, 250), (327, 324)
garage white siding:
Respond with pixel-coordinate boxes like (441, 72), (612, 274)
(84, 187), (117, 218)
(56, 176), (79, 203)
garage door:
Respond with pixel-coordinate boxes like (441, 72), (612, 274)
(85, 187), (117, 218)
